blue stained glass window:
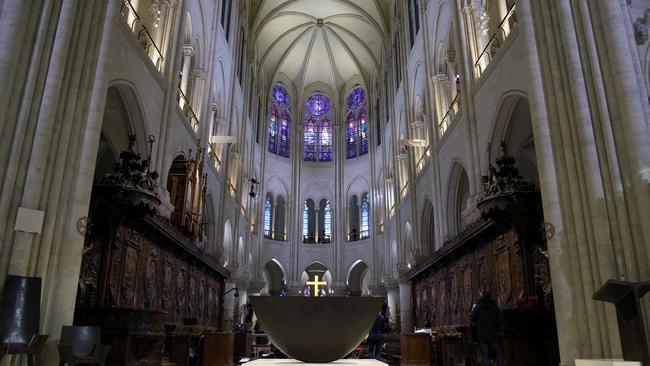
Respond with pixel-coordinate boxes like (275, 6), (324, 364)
(346, 87), (365, 110)
(359, 107), (368, 155)
(361, 193), (369, 239)
(304, 91), (333, 161)
(303, 200), (309, 239)
(306, 93), (331, 116)
(324, 200), (332, 238)
(268, 83), (291, 157)
(264, 194), (272, 237)
(268, 106), (278, 154)
(345, 86), (369, 159)
(304, 117), (317, 161)
(279, 110), (290, 158)
(346, 112), (357, 159)
(320, 118), (332, 161)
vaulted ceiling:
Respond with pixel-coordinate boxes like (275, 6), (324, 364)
(252, 0), (388, 97)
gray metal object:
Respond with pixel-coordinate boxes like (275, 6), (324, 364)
(593, 279), (650, 366)
(250, 296), (384, 363)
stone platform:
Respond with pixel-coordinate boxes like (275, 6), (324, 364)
(576, 360), (642, 366)
(246, 359), (387, 366)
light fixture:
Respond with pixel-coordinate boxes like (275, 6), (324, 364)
(225, 287), (240, 298)
(248, 178), (259, 198)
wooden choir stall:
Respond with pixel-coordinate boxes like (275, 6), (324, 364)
(405, 144), (560, 366)
(74, 137), (233, 365)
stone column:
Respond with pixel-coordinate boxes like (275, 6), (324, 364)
(386, 280), (400, 329)
(398, 281), (413, 333)
(179, 45), (194, 109)
(222, 279), (238, 331)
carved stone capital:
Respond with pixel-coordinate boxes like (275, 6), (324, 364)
(183, 45), (195, 57)
(192, 68), (208, 79)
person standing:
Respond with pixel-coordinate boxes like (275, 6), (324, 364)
(367, 312), (385, 359)
(470, 293), (504, 366)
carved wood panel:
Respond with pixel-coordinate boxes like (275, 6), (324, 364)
(412, 225), (548, 330)
(77, 219), (225, 328)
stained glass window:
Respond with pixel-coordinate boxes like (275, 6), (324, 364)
(346, 112), (357, 159)
(264, 194), (273, 238)
(303, 200), (309, 239)
(361, 193), (370, 239)
(268, 106), (278, 154)
(268, 83), (291, 157)
(359, 107), (368, 155)
(323, 200), (332, 238)
(304, 91), (333, 161)
(279, 110), (290, 158)
(304, 117), (317, 161)
(345, 86), (369, 159)
(320, 118), (332, 161)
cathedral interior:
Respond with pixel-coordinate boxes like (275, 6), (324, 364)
(1, 0), (650, 365)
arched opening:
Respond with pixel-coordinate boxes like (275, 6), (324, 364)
(346, 260), (369, 296)
(348, 195), (360, 241)
(318, 198), (332, 243)
(421, 199), (435, 253)
(263, 259), (286, 296)
(274, 195), (286, 240)
(300, 262), (332, 297)
(404, 222), (414, 266)
(222, 220), (233, 266)
(447, 163), (470, 236)
(204, 194), (216, 254)
(303, 198), (316, 243)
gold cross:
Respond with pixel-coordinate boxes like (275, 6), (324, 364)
(306, 275), (327, 297)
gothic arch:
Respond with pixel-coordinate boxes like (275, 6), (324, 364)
(421, 199), (435, 253)
(403, 221), (414, 266)
(222, 219), (233, 266)
(486, 93), (539, 185)
(204, 193), (217, 255)
(263, 258), (287, 295)
(346, 260), (369, 296)
(446, 161), (470, 236)
(105, 81), (150, 155)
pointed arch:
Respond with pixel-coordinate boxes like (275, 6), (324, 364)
(447, 162), (470, 236)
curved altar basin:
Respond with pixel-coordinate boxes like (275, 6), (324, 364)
(250, 296), (384, 363)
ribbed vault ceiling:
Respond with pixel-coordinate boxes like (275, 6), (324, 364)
(253, 0), (387, 95)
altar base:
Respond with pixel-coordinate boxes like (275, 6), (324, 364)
(245, 359), (387, 366)
(576, 359), (642, 366)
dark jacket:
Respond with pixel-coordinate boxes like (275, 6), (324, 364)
(470, 296), (503, 343)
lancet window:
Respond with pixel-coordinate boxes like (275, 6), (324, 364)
(345, 86), (368, 159)
(268, 83), (291, 158)
(304, 91), (333, 161)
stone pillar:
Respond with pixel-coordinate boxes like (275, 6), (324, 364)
(386, 280), (400, 329)
(0, 2), (116, 364)
(398, 281), (412, 333)
(179, 45), (194, 108)
(222, 279), (238, 331)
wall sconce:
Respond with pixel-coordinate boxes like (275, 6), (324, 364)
(225, 287), (240, 298)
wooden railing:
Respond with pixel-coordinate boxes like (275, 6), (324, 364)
(439, 95), (460, 137)
(474, 4), (517, 78)
(177, 88), (200, 133)
(120, 0), (164, 71)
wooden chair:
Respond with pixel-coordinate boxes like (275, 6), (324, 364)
(58, 326), (111, 366)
